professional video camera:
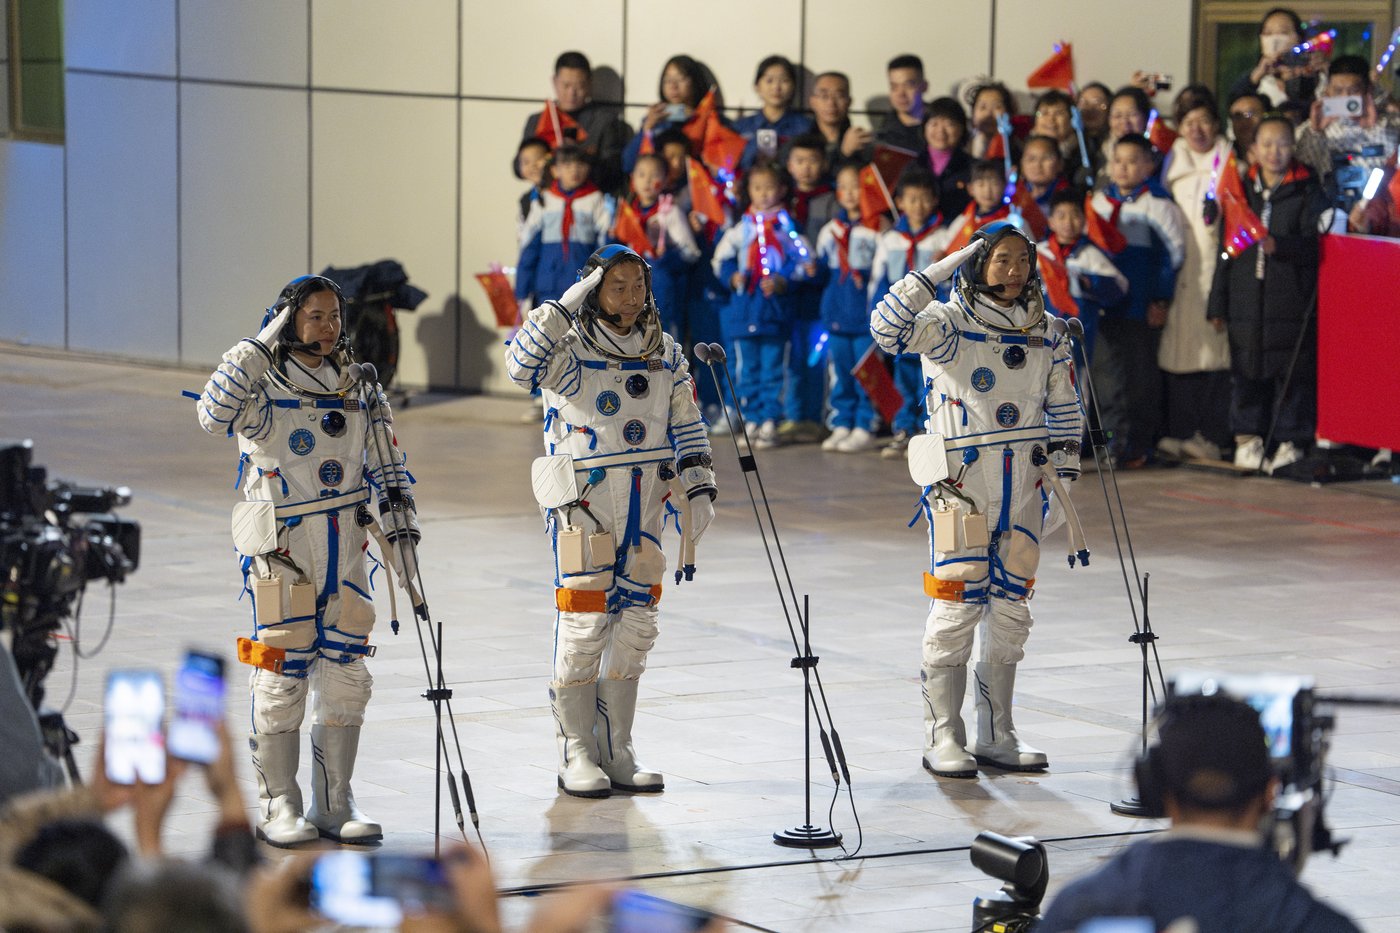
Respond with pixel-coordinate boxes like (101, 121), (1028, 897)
(1169, 671), (1341, 873)
(0, 439), (140, 777)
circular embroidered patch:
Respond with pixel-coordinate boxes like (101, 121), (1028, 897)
(996, 402), (1020, 427)
(288, 428), (316, 456)
(971, 367), (996, 392)
(319, 459), (345, 486)
(623, 419), (647, 446)
(596, 390), (621, 416)
(1002, 345), (1027, 369)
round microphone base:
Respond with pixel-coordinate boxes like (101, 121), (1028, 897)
(773, 824), (843, 849)
(1110, 796), (1152, 818)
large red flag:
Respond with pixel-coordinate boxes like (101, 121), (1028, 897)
(687, 158), (727, 226)
(1027, 43), (1075, 92)
(612, 201), (654, 258)
(532, 100), (587, 150)
(1216, 152), (1268, 258)
(476, 268), (520, 328)
(1146, 111), (1178, 154)
(852, 342), (904, 424)
(681, 88), (718, 151)
(1085, 194), (1128, 255)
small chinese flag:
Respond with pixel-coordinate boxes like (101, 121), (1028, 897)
(858, 144), (917, 229)
(1084, 194), (1128, 255)
(1009, 182), (1049, 241)
(638, 129), (655, 156)
(533, 100), (587, 150)
(852, 342), (904, 425)
(687, 158), (727, 226)
(1037, 251), (1079, 318)
(986, 133), (1006, 161)
(475, 268), (519, 328)
(612, 201), (654, 258)
(1216, 153), (1268, 258)
(1027, 43), (1075, 92)
(682, 87), (719, 150)
(939, 203), (981, 258)
(1146, 111), (1178, 154)
(702, 120), (749, 176)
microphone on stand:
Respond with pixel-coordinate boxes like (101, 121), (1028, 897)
(705, 342), (728, 363)
(692, 343), (712, 364)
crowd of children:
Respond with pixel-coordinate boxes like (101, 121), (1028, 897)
(511, 29), (1396, 469)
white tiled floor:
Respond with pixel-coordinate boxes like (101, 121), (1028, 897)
(5, 346), (1399, 931)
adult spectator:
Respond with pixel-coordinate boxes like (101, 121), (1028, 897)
(522, 51), (633, 194)
(1077, 81), (1112, 149)
(1228, 8), (1319, 112)
(1094, 86), (1152, 189)
(1038, 692), (1360, 933)
(1295, 55), (1400, 204)
(808, 71), (870, 167)
(1157, 87), (1232, 462)
(622, 54), (720, 174)
(966, 80), (1019, 161)
(1226, 90), (1267, 162)
(876, 54), (929, 153)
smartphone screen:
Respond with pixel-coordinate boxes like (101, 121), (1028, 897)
(311, 852), (455, 927)
(610, 890), (713, 933)
(168, 650), (226, 764)
(104, 669), (166, 785)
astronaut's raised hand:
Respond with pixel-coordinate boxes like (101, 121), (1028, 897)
(689, 495), (715, 544)
(558, 265), (606, 313)
(921, 240), (985, 285)
(254, 305), (294, 351)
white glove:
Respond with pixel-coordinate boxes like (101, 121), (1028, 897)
(526, 301), (574, 342)
(689, 495), (715, 544)
(921, 240), (985, 286)
(388, 538), (418, 585)
(255, 305), (294, 350)
(558, 266), (605, 313)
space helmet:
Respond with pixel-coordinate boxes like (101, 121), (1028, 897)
(952, 220), (1044, 315)
(574, 244), (663, 360)
(261, 274), (350, 363)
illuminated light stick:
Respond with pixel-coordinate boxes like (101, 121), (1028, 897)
(1292, 29), (1336, 59)
(1070, 105), (1091, 171)
(807, 330), (829, 368)
(995, 112), (1014, 180)
(1375, 27), (1400, 75)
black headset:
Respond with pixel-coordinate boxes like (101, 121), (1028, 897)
(265, 274), (350, 353)
(1134, 693), (1275, 818)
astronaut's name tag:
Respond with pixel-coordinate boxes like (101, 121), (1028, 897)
(963, 510), (991, 548)
(558, 526), (585, 574)
(646, 359), (664, 372)
(1027, 336), (1044, 348)
(342, 398), (361, 411)
(933, 505), (960, 551)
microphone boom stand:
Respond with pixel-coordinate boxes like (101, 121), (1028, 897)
(693, 343), (851, 850)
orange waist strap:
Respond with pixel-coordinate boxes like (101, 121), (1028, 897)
(555, 585), (662, 613)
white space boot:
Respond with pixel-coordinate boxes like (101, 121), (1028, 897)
(971, 662), (1048, 772)
(921, 666), (977, 778)
(596, 678), (664, 792)
(249, 731), (318, 847)
(551, 684), (611, 798)
(306, 724), (383, 843)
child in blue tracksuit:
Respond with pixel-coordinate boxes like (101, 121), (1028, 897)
(1088, 133), (1185, 464)
(734, 56), (814, 171)
(712, 162), (814, 448)
(814, 161), (882, 452)
(515, 144), (616, 307)
(1038, 188), (1129, 364)
(868, 167), (954, 458)
(783, 133), (837, 440)
(623, 152), (702, 336)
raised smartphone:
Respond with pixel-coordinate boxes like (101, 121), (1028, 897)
(168, 649), (226, 764)
(609, 890), (713, 933)
(311, 851), (455, 928)
(104, 668), (166, 785)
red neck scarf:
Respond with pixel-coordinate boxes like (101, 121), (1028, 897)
(1046, 236), (1076, 264)
(895, 216), (942, 273)
(792, 184), (832, 227)
(550, 180), (599, 260)
(831, 216), (864, 288)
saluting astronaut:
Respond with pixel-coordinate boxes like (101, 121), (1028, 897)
(506, 244), (717, 798)
(196, 275), (418, 845)
(870, 222), (1085, 780)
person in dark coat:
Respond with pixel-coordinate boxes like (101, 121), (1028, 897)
(521, 51), (633, 195)
(1207, 114), (1328, 473)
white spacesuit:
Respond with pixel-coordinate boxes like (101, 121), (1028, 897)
(506, 245), (716, 798)
(871, 223), (1083, 779)
(196, 275), (416, 845)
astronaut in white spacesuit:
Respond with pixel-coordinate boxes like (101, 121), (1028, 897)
(870, 222), (1084, 779)
(196, 275), (417, 845)
(506, 244), (717, 798)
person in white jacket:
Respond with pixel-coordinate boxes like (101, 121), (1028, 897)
(871, 223), (1083, 780)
